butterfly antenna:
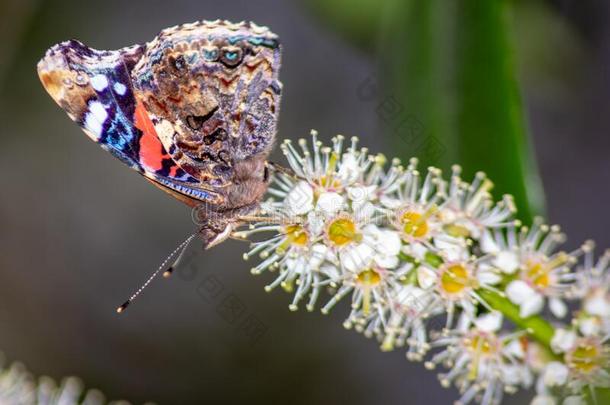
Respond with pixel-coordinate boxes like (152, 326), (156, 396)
(116, 233), (197, 314)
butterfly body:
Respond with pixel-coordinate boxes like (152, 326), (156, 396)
(38, 20), (282, 246)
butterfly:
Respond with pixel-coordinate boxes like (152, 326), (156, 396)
(38, 20), (282, 249)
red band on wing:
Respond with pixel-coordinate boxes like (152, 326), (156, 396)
(134, 100), (167, 172)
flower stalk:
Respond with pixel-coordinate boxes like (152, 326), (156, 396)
(239, 131), (610, 405)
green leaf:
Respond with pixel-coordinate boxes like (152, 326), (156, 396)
(378, 0), (545, 222)
(304, 0), (388, 50)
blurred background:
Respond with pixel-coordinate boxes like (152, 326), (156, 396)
(0, 0), (609, 404)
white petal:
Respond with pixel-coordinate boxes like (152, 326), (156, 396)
(375, 255), (399, 269)
(474, 311), (503, 332)
(501, 364), (524, 386)
(520, 294), (544, 317)
(316, 192), (345, 215)
(477, 268), (502, 285)
(542, 362), (569, 387)
(285, 181), (314, 215)
(531, 395), (557, 405)
(340, 244), (374, 272)
(506, 280), (536, 305)
(494, 251), (519, 274)
(563, 396), (586, 405)
(578, 317), (600, 337)
(584, 292), (610, 318)
(346, 185), (375, 203)
(433, 238), (468, 262)
(353, 201), (376, 221)
(549, 297), (568, 318)
(377, 229), (401, 256)
(408, 243), (428, 261)
(551, 329), (576, 354)
(417, 266), (437, 289)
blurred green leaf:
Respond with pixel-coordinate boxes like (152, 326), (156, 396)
(306, 0), (546, 222)
(305, 0), (389, 50)
(380, 0), (544, 222)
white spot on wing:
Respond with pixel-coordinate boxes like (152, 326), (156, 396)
(91, 74), (109, 91)
(83, 101), (108, 139)
(113, 82), (127, 95)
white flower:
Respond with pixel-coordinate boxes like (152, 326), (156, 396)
(387, 161), (445, 246)
(0, 360), (114, 404)
(418, 256), (497, 329)
(439, 167), (516, 239)
(426, 313), (532, 405)
(237, 131), (609, 405)
(485, 219), (590, 318)
(338, 224), (401, 272)
(537, 331), (610, 401)
(474, 311), (503, 332)
(316, 191), (345, 216)
(364, 282), (445, 358)
(575, 248), (610, 335)
(243, 133), (405, 313)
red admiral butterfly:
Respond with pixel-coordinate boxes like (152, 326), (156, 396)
(38, 20), (282, 310)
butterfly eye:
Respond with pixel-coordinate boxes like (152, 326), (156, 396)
(220, 47), (243, 68)
(202, 47), (219, 62)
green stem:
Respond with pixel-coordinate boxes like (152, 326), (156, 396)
(477, 289), (555, 348)
(479, 283), (610, 403)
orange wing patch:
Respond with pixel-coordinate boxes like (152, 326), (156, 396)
(134, 100), (167, 172)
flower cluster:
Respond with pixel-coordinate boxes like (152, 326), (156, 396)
(238, 131), (610, 405)
(0, 355), (131, 405)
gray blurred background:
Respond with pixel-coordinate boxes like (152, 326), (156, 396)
(0, 0), (609, 404)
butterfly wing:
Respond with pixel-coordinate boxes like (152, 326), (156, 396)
(37, 40), (221, 206)
(39, 21), (282, 213)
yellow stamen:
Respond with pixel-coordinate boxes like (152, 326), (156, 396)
(466, 334), (497, 380)
(567, 340), (602, 374)
(444, 224), (470, 238)
(319, 151), (339, 189)
(401, 206), (437, 238)
(440, 264), (473, 295)
(525, 261), (550, 289)
(357, 269), (381, 315)
(285, 224), (308, 246)
(327, 218), (361, 246)
(357, 269), (381, 286)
